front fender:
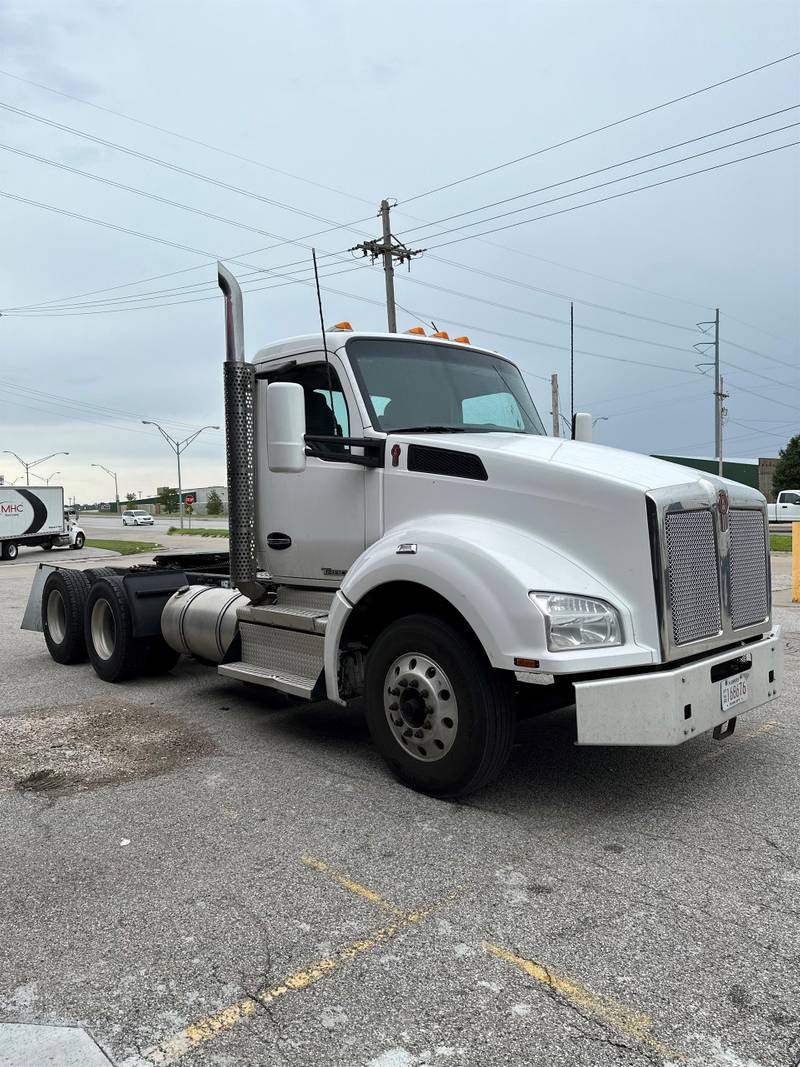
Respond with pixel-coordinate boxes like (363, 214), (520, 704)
(324, 515), (655, 702)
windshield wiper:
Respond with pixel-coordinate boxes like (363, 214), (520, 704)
(387, 425), (472, 434)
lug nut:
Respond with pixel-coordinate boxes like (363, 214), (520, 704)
(423, 720), (432, 730)
(414, 729), (424, 738)
(389, 702), (399, 711)
(403, 727), (412, 738)
(408, 679), (419, 689)
(399, 679), (409, 688)
(388, 687), (400, 697)
(394, 718), (403, 726)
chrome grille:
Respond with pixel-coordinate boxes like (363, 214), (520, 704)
(664, 510), (721, 644)
(729, 509), (769, 628)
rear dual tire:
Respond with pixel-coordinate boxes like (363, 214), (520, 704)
(1, 541), (19, 561)
(42, 569), (91, 663)
(84, 577), (179, 682)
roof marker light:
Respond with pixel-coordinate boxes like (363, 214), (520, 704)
(431, 330), (450, 339)
(405, 326), (426, 336)
(454, 335), (471, 344)
(328, 321), (353, 331)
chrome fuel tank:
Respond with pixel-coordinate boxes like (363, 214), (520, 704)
(161, 585), (246, 663)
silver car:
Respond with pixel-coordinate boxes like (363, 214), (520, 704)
(122, 509), (155, 527)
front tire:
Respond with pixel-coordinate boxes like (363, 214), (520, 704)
(364, 614), (515, 798)
(74, 532), (85, 549)
(84, 577), (143, 682)
(2, 541), (19, 561)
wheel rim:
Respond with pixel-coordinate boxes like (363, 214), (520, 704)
(383, 653), (459, 762)
(90, 598), (116, 660)
(46, 589), (67, 643)
(8, 544), (17, 558)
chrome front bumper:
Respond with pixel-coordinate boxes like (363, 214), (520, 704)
(574, 627), (782, 745)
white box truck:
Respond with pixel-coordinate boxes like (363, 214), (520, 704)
(1, 486), (85, 560)
(20, 265), (782, 797)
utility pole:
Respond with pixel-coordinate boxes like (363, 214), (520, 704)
(351, 200), (425, 333)
(717, 375), (729, 477)
(550, 373), (561, 437)
(693, 307), (722, 469)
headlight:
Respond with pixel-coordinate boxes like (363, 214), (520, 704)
(529, 592), (622, 651)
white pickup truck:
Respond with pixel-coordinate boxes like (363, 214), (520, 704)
(21, 265), (782, 797)
(767, 490), (800, 522)
(1, 486), (85, 560)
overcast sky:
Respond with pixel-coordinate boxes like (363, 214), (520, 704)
(1, 0), (798, 503)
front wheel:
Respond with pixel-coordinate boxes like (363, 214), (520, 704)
(2, 541), (19, 561)
(364, 614), (515, 798)
(74, 532), (85, 549)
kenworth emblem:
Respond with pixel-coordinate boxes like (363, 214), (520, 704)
(717, 488), (730, 531)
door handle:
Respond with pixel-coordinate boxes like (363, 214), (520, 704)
(266, 532), (292, 550)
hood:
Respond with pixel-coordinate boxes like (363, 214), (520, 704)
(397, 431), (763, 501)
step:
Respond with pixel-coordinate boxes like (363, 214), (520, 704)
(218, 661), (317, 699)
(223, 621), (325, 698)
(237, 587), (334, 635)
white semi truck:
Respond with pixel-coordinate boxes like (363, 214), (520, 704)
(21, 265), (782, 796)
(1, 486), (85, 560)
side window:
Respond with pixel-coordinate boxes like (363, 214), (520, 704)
(782, 492), (800, 505)
(269, 362), (350, 456)
(462, 391), (525, 430)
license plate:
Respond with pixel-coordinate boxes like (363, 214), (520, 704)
(721, 672), (748, 712)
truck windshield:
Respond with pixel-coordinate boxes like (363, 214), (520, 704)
(346, 338), (546, 435)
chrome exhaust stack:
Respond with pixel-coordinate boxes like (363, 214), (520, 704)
(218, 262), (269, 602)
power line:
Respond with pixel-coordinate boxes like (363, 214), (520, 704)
(0, 140), (371, 255)
(0, 378), (218, 431)
(401, 106), (800, 235)
(400, 51), (800, 204)
(413, 122), (800, 244)
(424, 141), (800, 250)
(724, 338), (798, 371)
(0, 66), (375, 209)
(395, 272), (697, 355)
(0, 98), (376, 234)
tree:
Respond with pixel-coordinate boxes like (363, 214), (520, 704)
(158, 486), (179, 513)
(206, 489), (224, 516)
(773, 434), (800, 495)
(125, 491), (137, 503)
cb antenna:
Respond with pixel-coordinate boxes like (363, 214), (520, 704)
(312, 248), (337, 431)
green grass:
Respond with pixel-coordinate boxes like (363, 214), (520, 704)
(86, 539), (163, 555)
(167, 526), (229, 537)
(770, 533), (792, 553)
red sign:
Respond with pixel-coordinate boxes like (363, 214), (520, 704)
(185, 495), (195, 505)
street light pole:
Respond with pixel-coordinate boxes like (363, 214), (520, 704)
(3, 450), (69, 482)
(32, 470), (61, 485)
(141, 422), (220, 529)
(90, 463), (119, 512)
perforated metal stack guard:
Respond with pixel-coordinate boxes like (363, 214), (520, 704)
(729, 509), (769, 629)
(224, 360), (257, 589)
(665, 509), (721, 645)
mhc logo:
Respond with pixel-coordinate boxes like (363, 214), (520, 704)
(0, 503), (24, 514)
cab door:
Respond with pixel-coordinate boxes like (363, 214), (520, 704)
(255, 356), (366, 583)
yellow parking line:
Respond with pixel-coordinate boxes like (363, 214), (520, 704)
(482, 942), (685, 1061)
(143, 910), (435, 1064)
(302, 855), (410, 918)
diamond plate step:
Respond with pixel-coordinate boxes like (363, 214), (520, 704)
(237, 587), (334, 634)
(219, 661), (317, 699)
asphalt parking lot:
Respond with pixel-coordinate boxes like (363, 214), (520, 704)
(0, 553), (797, 1067)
